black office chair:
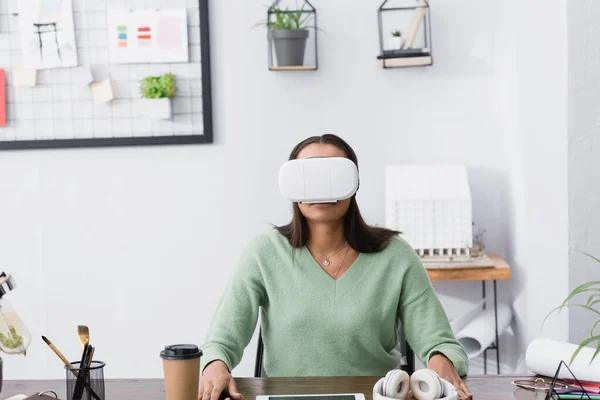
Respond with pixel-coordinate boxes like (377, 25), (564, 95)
(253, 324), (415, 377)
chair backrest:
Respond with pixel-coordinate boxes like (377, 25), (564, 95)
(253, 325), (415, 377)
(254, 328), (266, 377)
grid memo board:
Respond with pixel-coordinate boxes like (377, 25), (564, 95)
(0, 0), (213, 149)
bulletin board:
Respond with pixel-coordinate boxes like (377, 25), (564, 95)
(0, 0), (213, 150)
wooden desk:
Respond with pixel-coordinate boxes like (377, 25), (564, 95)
(425, 253), (511, 282)
(0, 375), (542, 400)
(425, 253), (511, 375)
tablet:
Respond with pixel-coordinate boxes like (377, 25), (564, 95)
(257, 394), (366, 400)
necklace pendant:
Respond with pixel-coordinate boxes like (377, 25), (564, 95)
(323, 259), (330, 266)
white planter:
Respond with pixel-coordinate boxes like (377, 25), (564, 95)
(388, 36), (405, 50)
(137, 98), (172, 119)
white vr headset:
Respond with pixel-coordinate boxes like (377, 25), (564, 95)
(278, 157), (359, 203)
(373, 369), (458, 400)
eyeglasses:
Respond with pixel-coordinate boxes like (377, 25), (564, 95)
(511, 377), (571, 392)
(511, 361), (593, 400)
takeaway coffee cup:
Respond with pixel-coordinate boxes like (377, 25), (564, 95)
(161, 344), (203, 400)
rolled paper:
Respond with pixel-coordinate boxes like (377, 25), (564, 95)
(455, 302), (513, 359)
(526, 337), (600, 381)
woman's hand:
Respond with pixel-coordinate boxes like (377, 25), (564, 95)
(199, 360), (243, 400)
(427, 354), (472, 399)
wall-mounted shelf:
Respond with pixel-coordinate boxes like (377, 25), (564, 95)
(266, 0), (318, 71)
(269, 66), (318, 71)
(377, 0), (433, 68)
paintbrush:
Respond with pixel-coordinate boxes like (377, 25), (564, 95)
(41, 336), (101, 400)
(41, 335), (77, 374)
(77, 325), (89, 353)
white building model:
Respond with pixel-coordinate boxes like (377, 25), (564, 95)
(385, 165), (473, 259)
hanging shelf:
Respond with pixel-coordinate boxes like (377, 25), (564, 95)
(266, 0), (318, 71)
(377, 0), (433, 68)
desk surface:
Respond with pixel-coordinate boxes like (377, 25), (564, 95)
(1, 375), (540, 400)
(426, 253), (511, 282)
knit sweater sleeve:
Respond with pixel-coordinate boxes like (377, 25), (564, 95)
(200, 237), (266, 374)
(397, 246), (469, 377)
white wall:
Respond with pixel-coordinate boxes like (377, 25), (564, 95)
(568, 0), (600, 345)
(509, 0), (570, 371)
(0, 0), (571, 380)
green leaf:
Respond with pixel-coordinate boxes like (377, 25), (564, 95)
(569, 335), (600, 365)
(593, 341), (600, 365)
(264, 3), (314, 30)
(543, 303), (600, 329)
(140, 73), (178, 99)
(593, 320), (600, 340)
(561, 282), (600, 307)
(587, 293), (600, 306)
(580, 251), (600, 265)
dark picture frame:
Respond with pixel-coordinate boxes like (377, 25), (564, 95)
(0, 0), (213, 150)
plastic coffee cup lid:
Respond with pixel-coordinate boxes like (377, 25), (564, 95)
(160, 344), (202, 360)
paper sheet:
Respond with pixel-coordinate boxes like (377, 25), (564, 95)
(526, 337), (600, 381)
(90, 79), (114, 104)
(18, 0), (78, 69)
(107, 9), (189, 64)
(455, 302), (513, 359)
(13, 66), (37, 87)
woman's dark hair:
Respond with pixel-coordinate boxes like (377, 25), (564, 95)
(275, 134), (400, 253)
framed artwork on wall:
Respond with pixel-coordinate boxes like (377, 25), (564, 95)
(0, 0), (214, 150)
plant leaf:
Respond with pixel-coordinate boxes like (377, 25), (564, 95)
(560, 283), (600, 307)
(593, 341), (600, 365)
(587, 293), (600, 306)
(592, 319), (600, 338)
(543, 303), (600, 329)
(588, 298), (600, 309)
(569, 335), (600, 365)
(140, 73), (177, 99)
(580, 251), (600, 265)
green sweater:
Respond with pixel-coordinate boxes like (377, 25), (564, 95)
(200, 230), (468, 377)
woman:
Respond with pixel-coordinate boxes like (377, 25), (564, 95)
(199, 134), (472, 400)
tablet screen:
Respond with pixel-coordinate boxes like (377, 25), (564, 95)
(266, 396), (357, 400)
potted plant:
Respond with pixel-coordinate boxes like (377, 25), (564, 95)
(389, 30), (405, 50)
(139, 73), (178, 120)
(267, 4), (313, 67)
(544, 252), (600, 365)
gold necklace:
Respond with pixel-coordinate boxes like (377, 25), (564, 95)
(333, 245), (351, 279)
(306, 241), (348, 266)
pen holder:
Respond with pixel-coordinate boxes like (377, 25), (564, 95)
(65, 361), (105, 400)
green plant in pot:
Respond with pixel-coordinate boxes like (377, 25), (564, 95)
(267, 4), (313, 67)
(389, 29), (405, 50)
(139, 73), (178, 120)
(544, 252), (600, 365)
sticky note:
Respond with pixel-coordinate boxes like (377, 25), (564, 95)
(12, 66), (37, 88)
(90, 79), (114, 104)
(76, 65), (94, 86)
(0, 69), (6, 127)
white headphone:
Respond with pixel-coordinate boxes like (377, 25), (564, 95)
(373, 369), (458, 400)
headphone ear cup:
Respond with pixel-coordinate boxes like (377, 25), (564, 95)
(374, 377), (385, 396)
(440, 377), (457, 399)
(410, 369), (443, 400)
(383, 369), (410, 399)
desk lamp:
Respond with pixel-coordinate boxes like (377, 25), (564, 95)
(0, 272), (32, 394)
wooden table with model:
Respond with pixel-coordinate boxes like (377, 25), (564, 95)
(1, 375), (549, 400)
